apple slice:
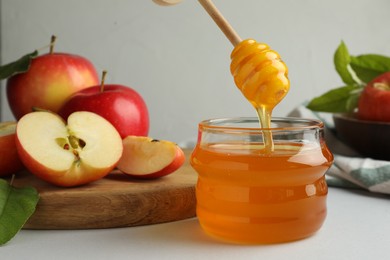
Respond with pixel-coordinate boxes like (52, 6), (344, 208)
(15, 111), (123, 187)
(0, 121), (24, 177)
(117, 136), (185, 179)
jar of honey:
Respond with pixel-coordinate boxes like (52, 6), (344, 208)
(190, 117), (333, 244)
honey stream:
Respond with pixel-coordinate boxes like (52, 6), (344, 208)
(256, 106), (273, 153)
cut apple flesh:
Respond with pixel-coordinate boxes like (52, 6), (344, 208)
(17, 113), (72, 173)
(117, 136), (181, 176)
(16, 111), (123, 187)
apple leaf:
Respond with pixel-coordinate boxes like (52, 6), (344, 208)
(0, 178), (39, 245)
(307, 41), (390, 113)
(334, 41), (356, 85)
(350, 54), (390, 84)
(306, 85), (362, 113)
(0, 50), (38, 80)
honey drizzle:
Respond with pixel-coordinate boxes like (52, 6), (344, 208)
(256, 106), (274, 154)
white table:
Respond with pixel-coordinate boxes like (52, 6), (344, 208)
(2, 187), (389, 260)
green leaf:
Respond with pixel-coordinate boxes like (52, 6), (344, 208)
(307, 42), (390, 113)
(345, 90), (361, 112)
(334, 41), (356, 85)
(306, 85), (362, 113)
(0, 51), (38, 80)
(350, 54), (390, 83)
(0, 178), (39, 245)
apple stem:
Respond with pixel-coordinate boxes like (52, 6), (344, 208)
(49, 35), (57, 54)
(100, 70), (107, 93)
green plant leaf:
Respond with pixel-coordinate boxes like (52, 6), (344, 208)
(350, 54), (390, 83)
(306, 85), (362, 113)
(334, 41), (356, 85)
(345, 90), (361, 112)
(308, 42), (390, 113)
(0, 51), (38, 80)
(0, 178), (39, 245)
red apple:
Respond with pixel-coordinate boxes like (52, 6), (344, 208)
(58, 72), (149, 139)
(15, 111), (123, 187)
(117, 135), (185, 179)
(358, 72), (390, 122)
(0, 122), (24, 177)
(6, 37), (99, 119)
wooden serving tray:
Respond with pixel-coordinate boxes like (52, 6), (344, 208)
(12, 149), (197, 230)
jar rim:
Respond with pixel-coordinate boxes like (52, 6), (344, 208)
(198, 117), (324, 131)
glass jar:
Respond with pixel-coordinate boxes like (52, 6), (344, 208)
(190, 117), (333, 244)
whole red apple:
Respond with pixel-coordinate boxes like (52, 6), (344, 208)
(6, 39), (99, 119)
(0, 121), (24, 176)
(58, 75), (149, 138)
(358, 72), (390, 122)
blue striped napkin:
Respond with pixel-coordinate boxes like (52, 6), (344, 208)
(289, 105), (390, 195)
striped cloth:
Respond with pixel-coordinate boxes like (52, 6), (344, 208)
(289, 105), (390, 195)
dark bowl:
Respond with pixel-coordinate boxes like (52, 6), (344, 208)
(333, 114), (390, 160)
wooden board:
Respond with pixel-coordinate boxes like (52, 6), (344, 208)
(11, 149), (197, 230)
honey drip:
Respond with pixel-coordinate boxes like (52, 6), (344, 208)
(256, 106), (273, 153)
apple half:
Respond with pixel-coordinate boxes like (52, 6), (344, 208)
(0, 121), (24, 177)
(117, 136), (185, 179)
(15, 111), (123, 187)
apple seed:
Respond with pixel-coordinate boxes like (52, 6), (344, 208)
(68, 135), (86, 149)
(55, 135), (85, 154)
(55, 137), (69, 150)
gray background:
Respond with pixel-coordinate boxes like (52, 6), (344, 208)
(1, 0), (389, 144)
